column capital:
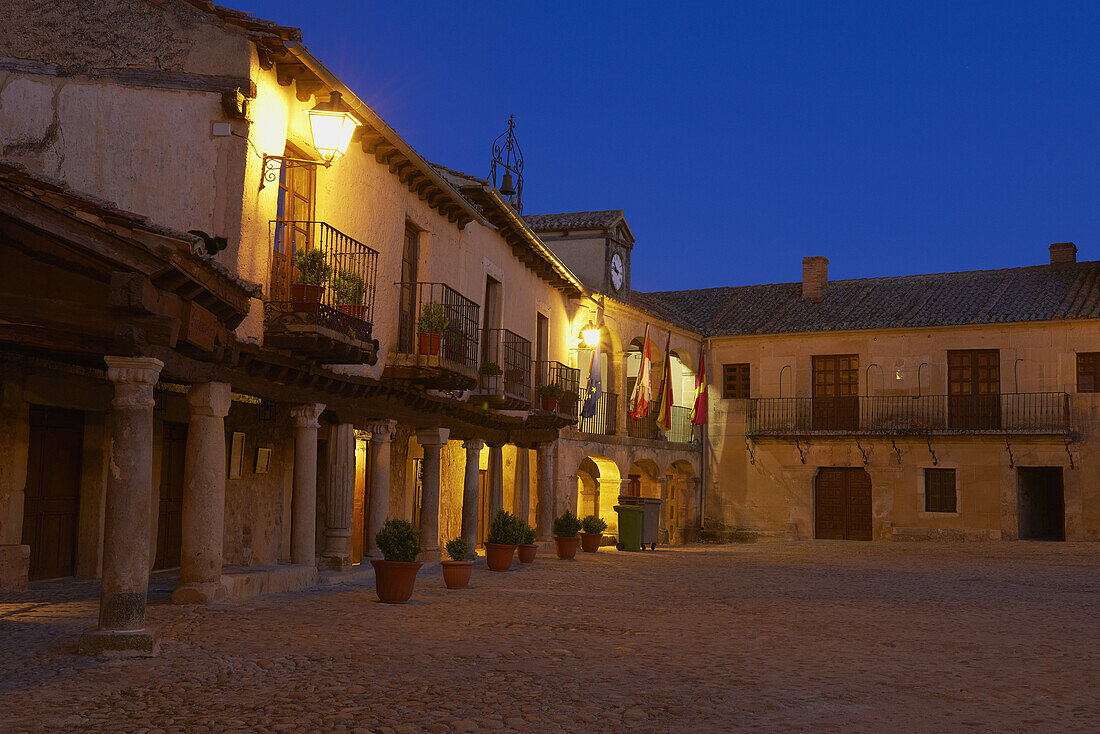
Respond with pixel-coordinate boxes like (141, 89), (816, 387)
(186, 382), (231, 418)
(462, 438), (485, 452)
(291, 403), (325, 428)
(367, 419), (397, 442)
(416, 427), (450, 447)
(104, 356), (164, 385)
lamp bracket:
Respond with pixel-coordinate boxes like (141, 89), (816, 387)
(259, 154), (331, 190)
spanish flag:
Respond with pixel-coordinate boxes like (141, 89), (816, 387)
(628, 324), (653, 420)
(654, 331), (673, 431)
(689, 343), (707, 427)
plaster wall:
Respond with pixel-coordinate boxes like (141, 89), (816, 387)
(538, 232), (608, 292)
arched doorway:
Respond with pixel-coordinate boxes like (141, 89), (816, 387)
(665, 460), (698, 545)
(576, 455), (621, 533)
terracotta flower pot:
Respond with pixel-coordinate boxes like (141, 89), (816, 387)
(371, 559), (423, 603)
(540, 395), (558, 412)
(290, 282), (322, 312)
(441, 560), (474, 589)
(418, 331), (441, 356)
(517, 543), (538, 563)
(554, 536), (579, 560)
(484, 543), (516, 572)
(581, 532), (603, 553)
(337, 303), (367, 321)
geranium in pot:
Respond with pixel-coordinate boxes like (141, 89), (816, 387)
(417, 302), (448, 356)
(552, 510), (583, 560)
(485, 510), (523, 572)
(581, 514), (608, 553)
(479, 361), (503, 392)
(441, 536), (473, 589)
(370, 518), (423, 603)
(332, 268), (366, 321)
(291, 247), (331, 312)
(517, 523), (538, 564)
(536, 383), (565, 412)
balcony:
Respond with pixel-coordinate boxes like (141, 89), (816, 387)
(385, 282), (480, 389)
(264, 221), (379, 364)
(625, 405), (699, 444)
(665, 405), (699, 444)
(746, 393), (1070, 437)
(577, 391), (618, 436)
(533, 361), (580, 417)
(473, 328), (532, 409)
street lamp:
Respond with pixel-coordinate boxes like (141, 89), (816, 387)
(581, 323), (601, 348)
(259, 91), (360, 190)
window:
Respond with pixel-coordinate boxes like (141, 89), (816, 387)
(722, 363), (750, 399)
(924, 468), (957, 513)
(1077, 353), (1100, 393)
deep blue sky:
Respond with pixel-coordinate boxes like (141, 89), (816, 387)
(259, 1), (1100, 291)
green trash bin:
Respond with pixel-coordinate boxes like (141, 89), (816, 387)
(614, 505), (644, 552)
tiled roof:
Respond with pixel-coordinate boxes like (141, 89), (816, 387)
(633, 262), (1100, 336)
(523, 210), (624, 231)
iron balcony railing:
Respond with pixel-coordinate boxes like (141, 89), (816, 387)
(535, 360), (580, 413)
(666, 405), (699, 444)
(395, 282), (480, 372)
(578, 391), (618, 436)
(268, 221), (379, 341)
(627, 412), (661, 440)
(746, 393), (1071, 436)
(480, 327), (532, 401)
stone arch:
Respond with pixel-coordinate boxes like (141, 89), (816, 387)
(668, 349), (696, 407)
(626, 458), (662, 500)
(575, 454), (622, 532)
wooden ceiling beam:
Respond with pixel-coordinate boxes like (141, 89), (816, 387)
(295, 80), (324, 102)
(275, 62), (306, 86)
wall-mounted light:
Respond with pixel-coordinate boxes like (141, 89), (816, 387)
(259, 91), (360, 190)
(581, 322), (601, 348)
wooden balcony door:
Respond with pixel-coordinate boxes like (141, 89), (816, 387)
(535, 313), (549, 387)
(812, 355), (859, 431)
(22, 407), (83, 579)
(397, 226), (419, 353)
(270, 146), (316, 303)
(948, 349), (1000, 430)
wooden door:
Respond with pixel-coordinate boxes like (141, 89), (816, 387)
(270, 146), (316, 303)
(22, 407), (84, 579)
(154, 423), (186, 570)
(813, 355), (859, 431)
(398, 226), (419, 352)
(477, 469), (489, 546)
(535, 313), (549, 386)
(948, 349), (1000, 430)
(814, 468), (872, 541)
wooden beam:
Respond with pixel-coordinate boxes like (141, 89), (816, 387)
(276, 62), (307, 86)
(295, 80), (324, 102)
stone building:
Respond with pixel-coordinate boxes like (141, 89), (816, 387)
(0, 0), (1096, 658)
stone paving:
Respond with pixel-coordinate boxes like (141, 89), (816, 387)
(1, 542), (1098, 733)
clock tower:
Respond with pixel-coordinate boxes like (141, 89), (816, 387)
(521, 209), (634, 298)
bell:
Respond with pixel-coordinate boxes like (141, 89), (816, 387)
(499, 170), (516, 196)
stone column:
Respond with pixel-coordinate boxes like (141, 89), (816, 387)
(658, 476), (670, 544)
(80, 356), (162, 656)
(416, 428), (449, 560)
(290, 403), (324, 566)
(172, 382), (232, 604)
(487, 443), (505, 519)
(514, 446), (531, 526)
(320, 422), (355, 571)
(461, 439), (484, 558)
(536, 441), (555, 541)
(364, 420), (396, 559)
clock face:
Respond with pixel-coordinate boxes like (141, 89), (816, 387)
(610, 252), (625, 291)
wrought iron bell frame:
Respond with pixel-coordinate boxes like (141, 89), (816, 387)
(489, 114), (524, 212)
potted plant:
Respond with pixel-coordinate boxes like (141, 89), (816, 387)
(479, 361), (503, 392)
(581, 514), (608, 553)
(332, 268), (365, 320)
(552, 510), (583, 560)
(517, 523), (538, 564)
(441, 536), (473, 589)
(291, 247), (331, 312)
(536, 383), (565, 412)
(417, 302), (448, 356)
(485, 509), (523, 572)
(370, 519), (423, 603)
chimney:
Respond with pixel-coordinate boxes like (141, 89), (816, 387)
(802, 256), (829, 300)
(1049, 242), (1077, 265)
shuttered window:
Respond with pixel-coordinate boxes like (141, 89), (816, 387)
(1077, 353), (1100, 393)
(924, 468), (957, 513)
(722, 363), (750, 399)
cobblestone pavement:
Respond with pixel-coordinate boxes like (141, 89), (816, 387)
(1, 542), (1098, 733)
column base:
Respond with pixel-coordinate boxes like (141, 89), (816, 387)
(172, 581), (227, 605)
(318, 553), (352, 572)
(79, 627), (159, 657)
